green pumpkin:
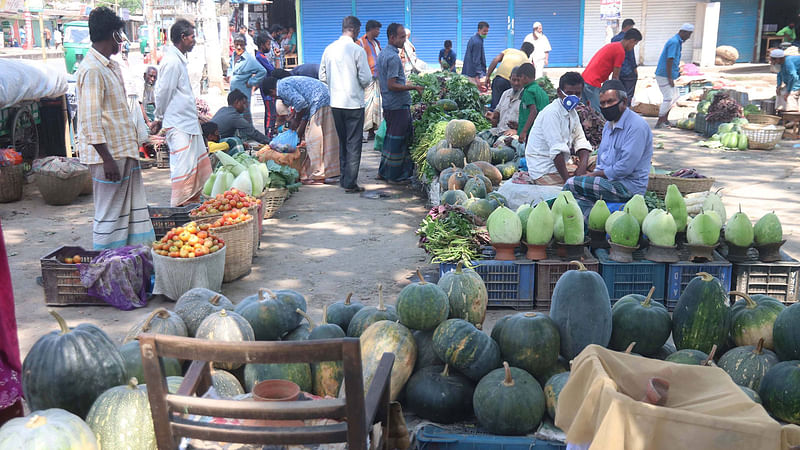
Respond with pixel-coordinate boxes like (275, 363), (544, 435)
(119, 341), (182, 383)
(404, 365), (475, 423)
(174, 289), (234, 337)
(472, 161), (503, 186)
(413, 330), (443, 372)
(210, 369), (245, 398)
(729, 291), (786, 350)
(436, 98), (459, 111)
(85, 379), (155, 449)
(22, 311), (127, 419)
(497, 162), (517, 180)
(473, 362), (545, 435)
(445, 119), (477, 148)
(544, 372), (570, 421)
(195, 309), (255, 370)
(235, 288), (305, 341)
(461, 162), (484, 178)
(491, 145), (517, 165)
(446, 168), (469, 191)
(438, 261), (488, 329)
(718, 339), (779, 390)
(672, 272), (731, 354)
(463, 176), (487, 199)
(465, 137), (492, 163)
(244, 362), (312, 393)
(535, 356), (570, 386)
(438, 164), (456, 187)
(652, 342), (677, 360)
(0, 408), (99, 449)
(297, 307), (346, 398)
(739, 385), (762, 403)
(549, 261), (612, 360)
(665, 348), (715, 366)
(123, 307), (188, 344)
(772, 303), (800, 361)
(463, 194), (495, 220)
(432, 319), (501, 381)
(361, 320), (417, 401)
(493, 312), (561, 379)
(397, 269), (450, 331)
(609, 287), (672, 356)
(429, 145), (467, 172)
(346, 284), (399, 337)
(283, 323), (312, 341)
(325, 293), (365, 332)
(441, 189), (468, 206)
(759, 361), (800, 424)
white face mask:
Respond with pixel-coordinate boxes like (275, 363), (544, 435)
(770, 63), (782, 73)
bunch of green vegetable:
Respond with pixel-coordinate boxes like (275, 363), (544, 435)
(409, 73), (444, 104)
(417, 204), (489, 266)
(411, 120), (448, 182)
(444, 75), (482, 111)
(644, 191), (665, 211)
(264, 160), (302, 192)
(204, 152), (269, 197)
(536, 76), (557, 101)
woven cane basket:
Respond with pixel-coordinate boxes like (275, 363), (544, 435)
(35, 172), (86, 205)
(647, 174), (715, 197)
(260, 188), (288, 219)
(197, 216), (254, 282)
(0, 164), (24, 203)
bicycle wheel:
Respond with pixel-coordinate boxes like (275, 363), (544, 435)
(12, 106), (39, 172)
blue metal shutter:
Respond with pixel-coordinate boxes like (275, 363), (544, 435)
(410, 0), (459, 66)
(300, 0), (352, 64)
(717, 0), (758, 63)
(355, 0), (406, 41)
(513, 0), (582, 67)
(461, 0), (509, 69)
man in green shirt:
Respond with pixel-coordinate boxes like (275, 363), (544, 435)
(776, 21), (796, 42)
(517, 63), (550, 144)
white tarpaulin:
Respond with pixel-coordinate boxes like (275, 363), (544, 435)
(0, 59), (68, 108)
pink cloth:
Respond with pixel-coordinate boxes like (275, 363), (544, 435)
(0, 219), (22, 409)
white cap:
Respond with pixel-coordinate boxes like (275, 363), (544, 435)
(405, 27), (411, 35)
(679, 23), (695, 32)
(275, 100), (289, 116)
(771, 49), (786, 58)
(533, 22), (542, 30)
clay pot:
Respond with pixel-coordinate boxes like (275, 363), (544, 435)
(249, 379), (304, 427)
(608, 240), (639, 263)
(755, 240), (786, 262)
(492, 242), (519, 261)
(523, 240), (548, 261)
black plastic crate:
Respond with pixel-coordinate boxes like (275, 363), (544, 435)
(148, 203), (200, 240)
(732, 250), (799, 305)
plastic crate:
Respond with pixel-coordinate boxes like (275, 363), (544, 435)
(695, 113), (706, 134)
(148, 204), (199, 240)
(155, 146), (169, 169)
(704, 120), (724, 138)
(732, 251), (800, 305)
(40, 246), (105, 306)
(415, 424), (566, 450)
(666, 249), (732, 309)
(439, 259), (535, 309)
(595, 249), (667, 305)
(534, 248), (599, 310)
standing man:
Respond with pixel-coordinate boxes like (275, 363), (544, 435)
(357, 20), (383, 142)
(76, 7), (155, 249)
(227, 34), (267, 125)
(140, 66), (157, 125)
(240, 25), (256, 55)
(524, 22), (551, 78)
(320, 16), (373, 193)
(581, 28), (642, 112)
(377, 23), (424, 184)
(268, 24), (283, 69)
(655, 23), (693, 129)
(485, 42), (534, 110)
(151, 19), (212, 207)
(462, 22), (489, 88)
(53, 26), (62, 49)
(44, 26), (51, 48)
(610, 19), (638, 99)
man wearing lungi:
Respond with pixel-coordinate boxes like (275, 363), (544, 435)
(76, 7), (155, 249)
(151, 18), (212, 206)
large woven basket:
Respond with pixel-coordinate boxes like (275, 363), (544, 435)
(633, 103), (660, 117)
(745, 114), (781, 125)
(260, 188), (288, 219)
(0, 164), (24, 203)
(35, 172), (86, 205)
(741, 123), (785, 150)
(647, 174), (715, 197)
(198, 216), (254, 282)
(152, 246), (226, 300)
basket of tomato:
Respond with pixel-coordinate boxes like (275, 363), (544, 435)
(151, 222), (227, 300)
(197, 209), (254, 282)
(191, 188), (263, 256)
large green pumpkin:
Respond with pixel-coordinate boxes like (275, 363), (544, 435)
(404, 365), (475, 424)
(665, 347), (715, 366)
(463, 176), (487, 199)
(544, 372), (570, 421)
(770, 303), (800, 361)
(209, 368), (245, 398)
(609, 287), (672, 356)
(672, 272), (731, 354)
(493, 312), (561, 379)
(85, 379), (155, 449)
(413, 330), (443, 372)
(397, 269), (450, 331)
(244, 362), (313, 393)
(195, 309), (255, 370)
(718, 338), (779, 390)
(361, 320), (417, 401)
(174, 289), (234, 336)
(118, 340), (182, 383)
(438, 164), (457, 188)
(463, 195), (494, 220)
(0, 408), (99, 449)
(438, 261), (488, 329)
(549, 261), (612, 360)
(445, 119), (477, 148)
(446, 169), (469, 191)
(432, 319), (501, 381)
(759, 361), (800, 424)
(473, 362), (545, 435)
(729, 291), (785, 349)
(428, 145), (467, 172)
(739, 385), (762, 403)
(491, 145), (517, 165)
(283, 323), (312, 341)
(235, 288), (306, 341)
(323, 294), (364, 329)
(441, 189), (468, 206)
(346, 285), (399, 337)
(472, 161), (503, 187)
(22, 311), (127, 419)
(535, 356), (570, 386)
(298, 307), (346, 398)
(123, 307), (188, 344)
(465, 137), (492, 163)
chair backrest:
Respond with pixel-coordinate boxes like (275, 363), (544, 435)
(138, 334), (375, 449)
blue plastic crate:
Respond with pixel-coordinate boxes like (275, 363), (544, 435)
(666, 250), (732, 308)
(595, 249), (667, 304)
(415, 424), (566, 450)
(439, 259), (535, 310)
(607, 202), (625, 213)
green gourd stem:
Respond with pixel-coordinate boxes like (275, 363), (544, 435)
(755, 338), (764, 355)
(258, 288), (276, 301)
(128, 378), (139, 388)
(49, 310), (69, 335)
(642, 287), (656, 307)
(209, 294), (223, 305)
(26, 415), (46, 429)
(702, 345), (718, 366)
(569, 261), (587, 271)
(219, 309), (228, 317)
(625, 342), (636, 354)
(729, 291), (757, 309)
(344, 293), (353, 306)
(738, 204), (742, 213)
(441, 364), (450, 377)
(696, 272), (714, 282)
(208, 361), (216, 376)
(456, 261), (464, 274)
(322, 305), (329, 325)
(524, 312), (537, 317)
(502, 361), (514, 387)
(295, 309), (316, 330)
(377, 284), (386, 311)
(141, 308), (169, 333)
(416, 269), (427, 285)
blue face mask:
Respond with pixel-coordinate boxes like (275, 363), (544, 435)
(560, 89), (580, 111)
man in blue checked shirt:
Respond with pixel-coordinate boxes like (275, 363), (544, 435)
(610, 18), (638, 99)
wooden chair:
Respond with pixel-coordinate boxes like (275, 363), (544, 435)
(138, 334), (394, 450)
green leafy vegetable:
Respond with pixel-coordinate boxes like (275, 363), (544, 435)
(416, 205), (489, 266)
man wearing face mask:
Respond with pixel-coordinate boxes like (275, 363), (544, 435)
(564, 80), (653, 216)
(771, 49), (800, 112)
(525, 72), (592, 186)
(462, 22), (489, 88)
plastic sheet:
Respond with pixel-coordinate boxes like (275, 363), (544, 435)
(0, 60), (68, 108)
(151, 247), (225, 300)
(79, 245), (152, 310)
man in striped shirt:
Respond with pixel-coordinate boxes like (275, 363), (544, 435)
(76, 7), (155, 249)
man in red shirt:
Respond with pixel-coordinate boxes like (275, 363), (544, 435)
(581, 28), (642, 112)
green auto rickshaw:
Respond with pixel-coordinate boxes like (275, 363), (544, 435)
(63, 21), (90, 74)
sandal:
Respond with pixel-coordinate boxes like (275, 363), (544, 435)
(301, 179), (324, 186)
(345, 186), (365, 193)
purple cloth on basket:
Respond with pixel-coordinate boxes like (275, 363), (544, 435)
(79, 245), (153, 310)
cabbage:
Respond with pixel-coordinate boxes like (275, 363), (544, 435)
(258, 163), (270, 187)
(248, 164), (264, 196)
(231, 170), (253, 195)
(486, 206), (523, 244)
(718, 123), (735, 134)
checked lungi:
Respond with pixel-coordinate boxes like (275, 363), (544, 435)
(564, 175), (633, 219)
(378, 108), (414, 182)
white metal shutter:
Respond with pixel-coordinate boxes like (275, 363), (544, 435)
(582, 0), (644, 66)
(643, 0), (699, 66)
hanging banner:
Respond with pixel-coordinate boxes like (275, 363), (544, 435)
(600, 0), (621, 20)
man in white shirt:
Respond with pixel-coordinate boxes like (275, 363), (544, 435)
(526, 72), (592, 185)
(319, 16), (373, 193)
(151, 19), (212, 206)
(524, 22), (551, 78)
(487, 66), (523, 137)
